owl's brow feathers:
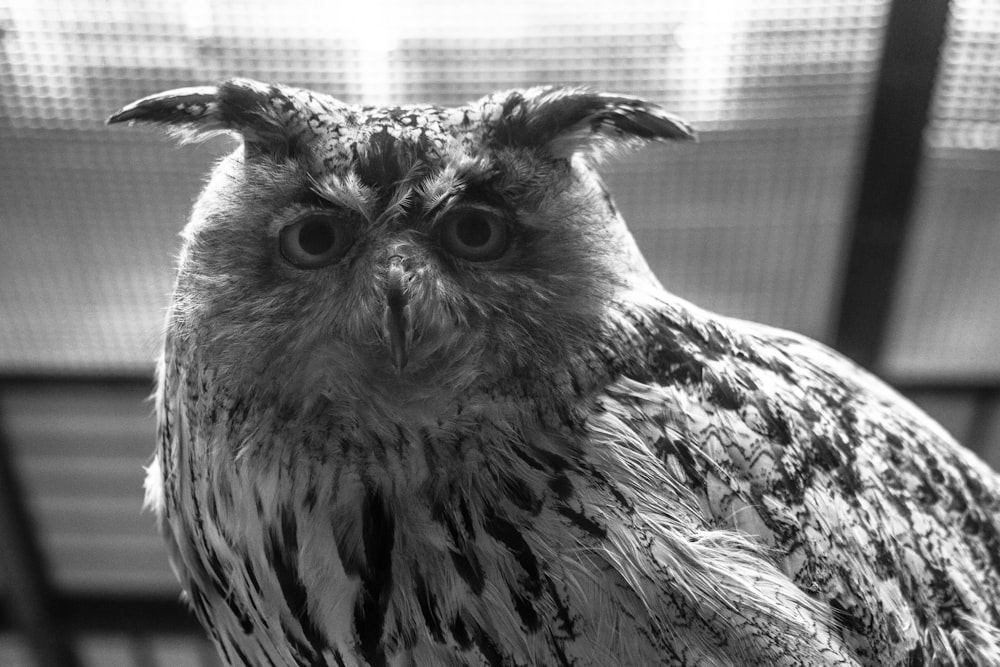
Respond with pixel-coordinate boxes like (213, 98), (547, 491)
(308, 137), (496, 226)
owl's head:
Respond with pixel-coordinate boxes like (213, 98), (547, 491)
(110, 79), (693, 416)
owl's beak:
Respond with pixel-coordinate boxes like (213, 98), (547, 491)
(384, 256), (409, 371)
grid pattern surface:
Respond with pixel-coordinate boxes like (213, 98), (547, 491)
(0, 0), (893, 374)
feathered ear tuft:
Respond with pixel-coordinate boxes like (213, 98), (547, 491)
(106, 78), (301, 154)
(490, 86), (695, 160)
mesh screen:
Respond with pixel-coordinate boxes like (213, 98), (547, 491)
(2, 0), (889, 373)
(883, 0), (1000, 381)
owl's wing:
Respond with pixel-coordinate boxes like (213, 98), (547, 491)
(613, 292), (1000, 665)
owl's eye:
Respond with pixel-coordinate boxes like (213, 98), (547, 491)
(438, 207), (510, 261)
(279, 213), (354, 269)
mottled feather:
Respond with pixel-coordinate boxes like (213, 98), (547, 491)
(113, 80), (1000, 667)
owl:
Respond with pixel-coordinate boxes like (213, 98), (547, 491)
(109, 79), (1000, 667)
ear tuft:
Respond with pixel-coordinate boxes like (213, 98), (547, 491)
(106, 78), (297, 149)
(106, 85), (218, 126)
(490, 86), (695, 159)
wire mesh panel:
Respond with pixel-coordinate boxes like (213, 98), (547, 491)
(883, 0), (1000, 381)
(0, 0), (889, 374)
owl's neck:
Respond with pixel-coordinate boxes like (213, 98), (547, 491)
(181, 285), (702, 466)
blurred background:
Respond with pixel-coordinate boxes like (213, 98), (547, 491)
(0, 0), (998, 665)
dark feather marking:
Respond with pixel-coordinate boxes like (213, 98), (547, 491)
(265, 511), (329, 665)
(214, 637), (233, 666)
(512, 447), (546, 472)
(450, 548), (485, 595)
(458, 495), (477, 539)
(206, 489), (220, 522)
(354, 132), (402, 198)
(303, 485), (318, 513)
(511, 590), (541, 632)
(188, 584), (210, 618)
(757, 400), (793, 446)
(185, 455), (230, 597)
(431, 496), (485, 594)
(906, 646), (926, 667)
(454, 175), (511, 210)
(501, 91), (526, 118)
(490, 92), (527, 145)
(548, 471), (574, 499)
(230, 638), (253, 667)
(195, 532), (252, 634)
(215, 81), (298, 158)
(809, 433), (844, 472)
(204, 547), (228, 594)
(555, 504), (607, 540)
(336, 514), (364, 579)
(708, 373), (745, 410)
(831, 436), (864, 497)
(244, 561), (262, 596)
(604, 478), (634, 515)
(653, 435), (705, 488)
(546, 576), (579, 640)
(414, 572), (445, 642)
(547, 630), (575, 667)
(450, 614), (472, 650)
(190, 585), (232, 665)
(506, 476), (543, 515)
(484, 509), (541, 596)
(829, 598), (866, 635)
(239, 572), (269, 625)
(431, 493), (477, 544)
(534, 448), (573, 474)
(664, 359), (704, 386)
(279, 621), (327, 667)
(470, 622), (506, 667)
(580, 462), (635, 517)
(353, 130), (428, 208)
(355, 488), (395, 667)
(431, 499), (460, 543)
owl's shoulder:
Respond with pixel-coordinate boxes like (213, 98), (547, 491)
(601, 289), (1000, 662)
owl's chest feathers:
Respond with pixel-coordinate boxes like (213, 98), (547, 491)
(168, 334), (860, 665)
(180, 376), (693, 665)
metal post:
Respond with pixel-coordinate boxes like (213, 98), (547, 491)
(832, 0), (952, 369)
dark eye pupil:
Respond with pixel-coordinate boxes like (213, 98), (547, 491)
(455, 216), (492, 248)
(298, 218), (336, 255)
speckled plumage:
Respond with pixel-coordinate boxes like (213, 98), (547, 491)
(110, 80), (1000, 666)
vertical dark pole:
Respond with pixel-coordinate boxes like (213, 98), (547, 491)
(966, 388), (1000, 460)
(0, 386), (81, 667)
(832, 0), (952, 369)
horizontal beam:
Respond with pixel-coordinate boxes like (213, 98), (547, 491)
(0, 395), (82, 667)
(0, 593), (201, 635)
